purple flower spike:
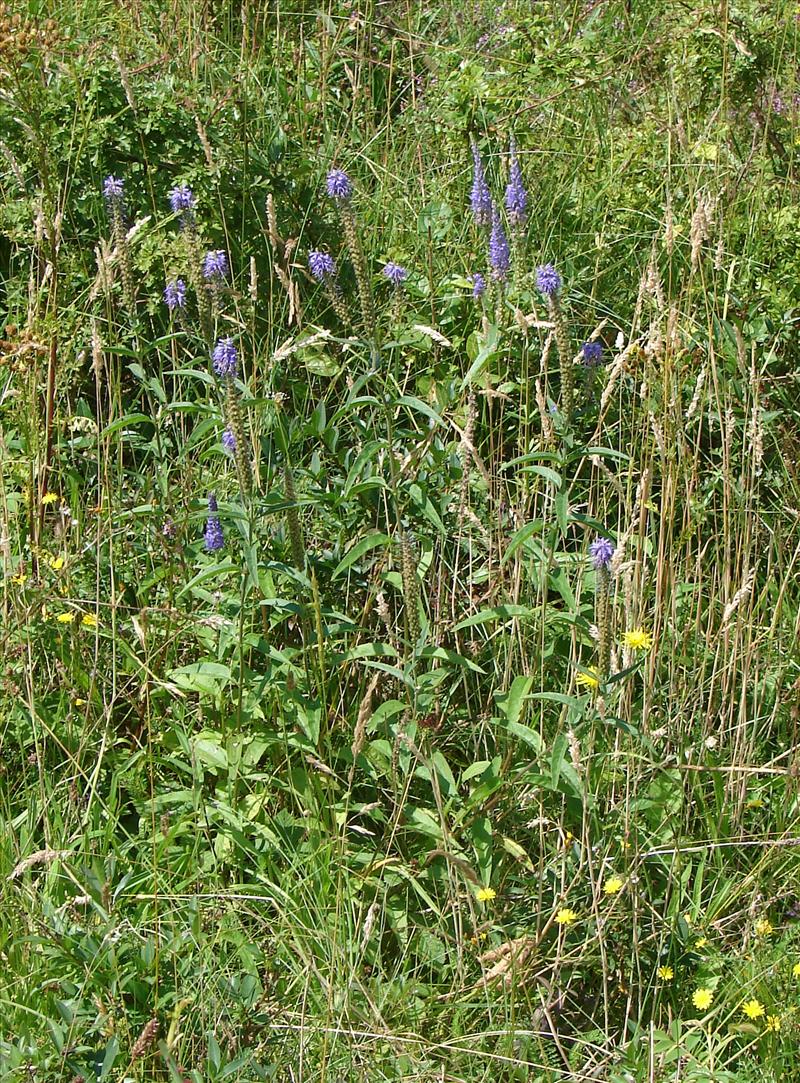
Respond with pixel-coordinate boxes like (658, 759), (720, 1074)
(589, 536), (615, 570)
(471, 272), (486, 299)
(470, 139), (492, 227)
(204, 493), (224, 551)
(212, 337), (238, 380)
(489, 206), (510, 281)
(222, 428), (237, 455)
(308, 250), (336, 281)
(164, 278), (186, 311)
(582, 341), (603, 366)
(203, 250), (229, 280)
(536, 263), (562, 296)
(326, 168), (353, 202)
(382, 261), (407, 286)
(168, 184), (195, 214)
(505, 137), (527, 226)
(103, 175), (124, 201)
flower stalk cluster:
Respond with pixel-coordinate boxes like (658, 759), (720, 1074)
(211, 337), (252, 496)
(537, 264), (573, 424)
(399, 530), (420, 649)
(327, 168), (376, 339)
(589, 536), (615, 678)
(283, 461), (306, 571)
(103, 175), (136, 315)
(308, 249), (349, 324)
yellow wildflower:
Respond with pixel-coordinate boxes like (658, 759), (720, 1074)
(41, 492), (59, 505)
(657, 966), (674, 981)
(10, 572), (27, 585)
(695, 936), (708, 949)
(766, 1015), (781, 1033)
(622, 628), (653, 651)
(603, 877), (624, 896)
(49, 555), (65, 571)
(56, 612), (74, 624)
(81, 613), (98, 628)
(793, 962), (800, 979)
(555, 908), (578, 926)
(576, 666), (600, 689)
(74, 698), (87, 707)
(475, 887), (496, 903)
(692, 988), (713, 1011)
(755, 918), (772, 937)
(742, 999), (765, 1020)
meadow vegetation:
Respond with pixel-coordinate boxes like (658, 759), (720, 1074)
(1, 1), (800, 1079)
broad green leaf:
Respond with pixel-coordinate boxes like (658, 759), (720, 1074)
(332, 532), (391, 580)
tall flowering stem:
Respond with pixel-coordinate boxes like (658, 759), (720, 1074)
(400, 530), (420, 651)
(505, 136), (528, 285)
(212, 338), (252, 497)
(469, 137), (492, 227)
(308, 249), (349, 325)
(590, 537), (615, 679)
(326, 168), (375, 341)
(204, 493), (224, 551)
(283, 462), (306, 571)
(103, 175), (136, 315)
(536, 264), (573, 425)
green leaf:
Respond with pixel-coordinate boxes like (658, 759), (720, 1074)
(454, 605), (536, 631)
(169, 662), (232, 695)
(460, 325), (499, 389)
(495, 675), (533, 726)
(332, 532), (391, 580)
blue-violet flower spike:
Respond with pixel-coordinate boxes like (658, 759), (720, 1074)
(168, 184), (195, 213)
(308, 250), (336, 281)
(212, 337), (238, 380)
(164, 278), (186, 311)
(589, 536), (615, 570)
(203, 250), (229, 280)
(222, 428), (237, 455)
(582, 341), (603, 366)
(505, 137), (528, 226)
(470, 139), (492, 226)
(382, 261), (407, 286)
(536, 263), (562, 296)
(204, 493), (224, 551)
(103, 175), (124, 202)
(471, 272), (486, 299)
(489, 206), (510, 281)
(326, 168), (353, 202)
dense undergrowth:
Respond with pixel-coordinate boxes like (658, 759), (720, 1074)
(1, 1), (800, 1080)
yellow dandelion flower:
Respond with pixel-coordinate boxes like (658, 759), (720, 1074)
(621, 628), (653, 651)
(555, 908), (578, 926)
(49, 555), (65, 571)
(692, 988), (713, 1011)
(576, 666), (600, 689)
(81, 613), (98, 628)
(765, 1015), (781, 1033)
(742, 999), (765, 1020)
(475, 887), (496, 903)
(793, 962), (800, 979)
(603, 877), (624, 896)
(657, 965), (674, 981)
(56, 612), (74, 624)
(41, 492), (59, 505)
(755, 918), (772, 936)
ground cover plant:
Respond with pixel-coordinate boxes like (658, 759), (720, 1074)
(1, 0), (800, 1079)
